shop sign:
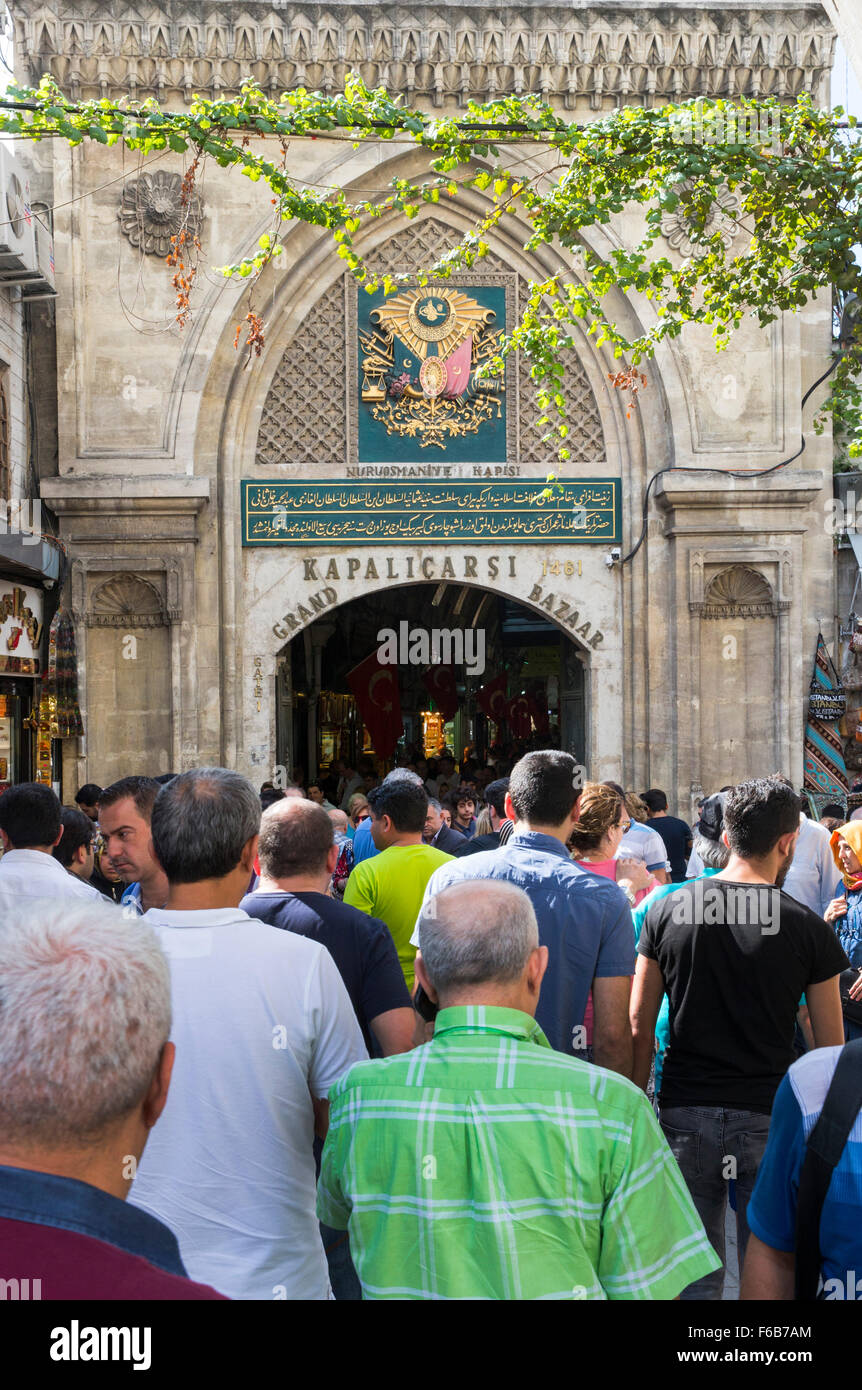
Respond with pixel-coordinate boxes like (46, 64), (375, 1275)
(0, 583), (42, 675)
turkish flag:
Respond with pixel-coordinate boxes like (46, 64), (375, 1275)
(507, 694), (533, 740)
(476, 672), (508, 724)
(443, 335), (472, 398)
(422, 664), (459, 721)
(347, 650), (403, 759)
(527, 694), (549, 736)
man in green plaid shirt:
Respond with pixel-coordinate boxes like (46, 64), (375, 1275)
(318, 879), (720, 1299)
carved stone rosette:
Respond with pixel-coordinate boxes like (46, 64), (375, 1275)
(118, 171), (203, 258)
(660, 181), (740, 260)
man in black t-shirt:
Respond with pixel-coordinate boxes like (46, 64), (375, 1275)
(241, 796), (414, 1302)
(642, 788), (692, 882)
(241, 798), (413, 1056)
(631, 777), (848, 1301)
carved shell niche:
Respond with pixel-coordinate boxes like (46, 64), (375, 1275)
(89, 574), (167, 628)
(702, 566), (775, 619)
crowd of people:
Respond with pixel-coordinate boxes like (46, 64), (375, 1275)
(0, 749), (860, 1301)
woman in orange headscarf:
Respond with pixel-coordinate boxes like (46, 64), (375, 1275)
(826, 821), (862, 1038)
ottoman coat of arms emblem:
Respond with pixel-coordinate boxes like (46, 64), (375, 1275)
(359, 286), (504, 449)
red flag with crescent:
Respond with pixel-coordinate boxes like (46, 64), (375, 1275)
(476, 672), (508, 723)
(347, 650), (403, 758)
(443, 335), (472, 398)
(527, 693), (549, 736)
(422, 664), (459, 721)
(506, 694), (533, 740)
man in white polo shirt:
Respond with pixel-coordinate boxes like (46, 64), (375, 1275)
(0, 782), (104, 905)
(129, 767), (366, 1300)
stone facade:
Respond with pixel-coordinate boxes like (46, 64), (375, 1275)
(12, 2), (834, 107)
(14, 0), (839, 814)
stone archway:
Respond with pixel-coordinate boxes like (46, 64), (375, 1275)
(271, 576), (591, 783)
(238, 546), (625, 788)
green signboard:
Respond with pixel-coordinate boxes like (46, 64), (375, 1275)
(358, 283), (507, 463)
(242, 479), (621, 546)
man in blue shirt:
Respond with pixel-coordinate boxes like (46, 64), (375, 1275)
(413, 751), (635, 1076)
(742, 1044), (862, 1299)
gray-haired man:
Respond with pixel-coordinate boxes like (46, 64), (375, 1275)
(423, 798), (466, 854)
(129, 768), (366, 1300)
(0, 899), (225, 1300)
(318, 878), (720, 1299)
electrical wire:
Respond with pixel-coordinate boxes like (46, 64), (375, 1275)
(0, 95), (852, 133)
(620, 350), (846, 565)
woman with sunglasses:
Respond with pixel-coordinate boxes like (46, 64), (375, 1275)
(569, 782), (661, 907)
(346, 794), (370, 839)
(567, 782), (660, 1061)
(332, 796), (370, 899)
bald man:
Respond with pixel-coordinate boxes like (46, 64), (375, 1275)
(317, 878), (720, 1301)
(328, 808), (351, 846)
(241, 797), (413, 1057)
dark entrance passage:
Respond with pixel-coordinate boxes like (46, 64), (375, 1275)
(275, 583), (586, 787)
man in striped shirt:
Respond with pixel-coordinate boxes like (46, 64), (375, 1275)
(318, 878), (720, 1300)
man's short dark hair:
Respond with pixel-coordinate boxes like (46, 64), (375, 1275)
(153, 773), (177, 786)
(258, 801), (333, 879)
(367, 779), (428, 833)
(821, 803), (846, 820)
(509, 751), (580, 826)
(75, 783), (102, 806)
(770, 773), (808, 814)
(98, 776), (161, 823)
(723, 778), (801, 860)
(484, 778), (510, 819)
(260, 787), (285, 810)
(642, 789), (668, 814)
(151, 768), (261, 884)
(0, 782), (61, 848)
(53, 807), (95, 868)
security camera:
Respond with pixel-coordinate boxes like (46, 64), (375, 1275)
(605, 548), (621, 568)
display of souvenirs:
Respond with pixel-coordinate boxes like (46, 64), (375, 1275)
(34, 609), (83, 739)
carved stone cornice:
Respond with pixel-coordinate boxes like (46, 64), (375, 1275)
(9, 3), (835, 108)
